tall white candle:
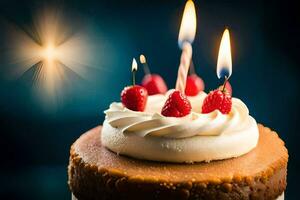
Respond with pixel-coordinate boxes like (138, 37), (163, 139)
(175, 0), (197, 93)
(175, 42), (192, 92)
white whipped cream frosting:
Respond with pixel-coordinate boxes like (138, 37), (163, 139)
(102, 90), (259, 163)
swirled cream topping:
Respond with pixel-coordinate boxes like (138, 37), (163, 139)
(102, 90), (259, 163)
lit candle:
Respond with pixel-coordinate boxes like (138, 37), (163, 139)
(131, 58), (138, 85)
(175, 0), (197, 93)
(140, 54), (168, 95)
(217, 29), (232, 90)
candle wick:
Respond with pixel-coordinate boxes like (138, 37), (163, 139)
(132, 69), (136, 86)
(221, 76), (229, 92)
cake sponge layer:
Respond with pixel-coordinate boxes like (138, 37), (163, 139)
(68, 124), (288, 200)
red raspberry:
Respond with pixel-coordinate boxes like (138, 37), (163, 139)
(202, 89), (232, 114)
(218, 81), (232, 96)
(121, 85), (148, 111)
(141, 74), (168, 95)
(185, 74), (205, 96)
(161, 90), (192, 117)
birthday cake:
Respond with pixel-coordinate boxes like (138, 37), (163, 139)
(68, 92), (287, 200)
(68, 1), (288, 199)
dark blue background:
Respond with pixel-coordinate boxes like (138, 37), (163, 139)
(0, 0), (299, 199)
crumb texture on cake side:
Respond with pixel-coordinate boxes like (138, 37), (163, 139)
(68, 124), (288, 200)
(71, 193), (285, 200)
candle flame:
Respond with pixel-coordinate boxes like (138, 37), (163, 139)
(217, 29), (232, 79)
(140, 54), (146, 64)
(132, 58), (138, 71)
(178, 0), (197, 48)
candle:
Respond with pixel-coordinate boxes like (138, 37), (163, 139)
(140, 54), (168, 95)
(139, 54), (151, 75)
(201, 28), (233, 115)
(131, 58), (138, 85)
(175, 0), (197, 93)
(217, 28), (232, 89)
(120, 58), (148, 112)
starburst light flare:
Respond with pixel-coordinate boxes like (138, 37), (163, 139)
(1, 7), (101, 110)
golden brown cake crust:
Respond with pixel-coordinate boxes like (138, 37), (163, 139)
(68, 124), (288, 200)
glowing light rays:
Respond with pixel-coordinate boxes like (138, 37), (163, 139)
(1, 7), (100, 109)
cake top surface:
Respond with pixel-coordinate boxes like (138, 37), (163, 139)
(102, 91), (260, 163)
(72, 124), (288, 183)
